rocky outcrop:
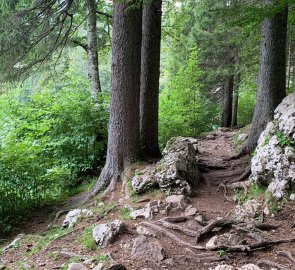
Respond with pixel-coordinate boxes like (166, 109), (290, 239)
(130, 195), (194, 220)
(62, 209), (93, 228)
(131, 236), (165, 262)
(67, 263), (88, 270)
(131, 137), (200, 195)
(156, 137), (200, 195)
(251, 93), (295, 199)
(93, 220), (125, 248)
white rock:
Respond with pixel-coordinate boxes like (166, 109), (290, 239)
(206, 233), (242, 249)
(93, 220), (125, 248)
(290, 193), (295, 201)
(67, 263), (88, 270)
(251, 93), (295, 199)
(234, 199), (262, 221)
(165, 195), (188, 209)
(130, 207), (152, 220)
(62, 209), (93, 228)
(184, 205), (198, 217)
(213, 265), (234, 270)
(239, 264), (262, 270)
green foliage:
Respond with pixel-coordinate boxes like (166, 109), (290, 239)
(159, 49), (219, 147)
(235, 183), (266, 204)
(0, 85), (108, 218)
(237, 71), (258, 126)
(216, 249), (228, 257)
(119, 207), (132, 221)
(77, 226), (97, 251)
(276, 130), (295, 148)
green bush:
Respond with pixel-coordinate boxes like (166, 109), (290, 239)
(237, 71), (257, 126)
(159, 49), (219, 148)
(0, 86), (108, 217)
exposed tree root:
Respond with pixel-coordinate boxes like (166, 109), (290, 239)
(195, 219), (239, 242)
(217, 183), (232, 201)
(162, 216), (188, 223)
(276, 251), (295, 264)
(257, 259), (289, 269)
(208, 238), (295, 253)
(140, 222), (205, 250)
(155, 219), (198, 237)
(226, 164), (251, 184)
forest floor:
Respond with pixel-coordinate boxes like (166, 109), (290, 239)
(1, 129), (295, 270)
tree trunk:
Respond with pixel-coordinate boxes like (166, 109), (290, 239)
(231, 72), (240, 127)
(89, 1), (142, 197)
(87, 0), (101, 96)
(243, 2), (288, 153)
(221, 75), (234, 127)
(140, 0), (162, 158)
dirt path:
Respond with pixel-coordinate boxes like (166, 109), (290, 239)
(1, 129), (295, 270)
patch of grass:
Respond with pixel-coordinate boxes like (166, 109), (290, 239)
(119, 207), (132, 221)
(68, 177), (97, 197)
(236, 183), (266, 204)
(25, 226), (72, 257)
(216, 249), (227, 257)
(76, 226), (97, 251)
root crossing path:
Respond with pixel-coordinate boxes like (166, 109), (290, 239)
(2, 129), (295, 270)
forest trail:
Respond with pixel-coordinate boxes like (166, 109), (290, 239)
(2, 129), (295, 270)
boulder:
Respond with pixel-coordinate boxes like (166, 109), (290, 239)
(67, 263), (88, 270)
(251, 93), (295, 198)
(93, 220), (125, 248)
(131, 236), (165, 262)
(131, 165), (157, 193)
(155, 137), (200, 195)
(234, 199), (263, 222)
(136, 225), (156, 237)
(165, 195), (188, 209)
(62, 209), (93, 228)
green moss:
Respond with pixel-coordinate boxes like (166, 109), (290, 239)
(236, 183), (266, 204)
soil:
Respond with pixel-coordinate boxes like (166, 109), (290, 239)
(1, 129), (295, 270)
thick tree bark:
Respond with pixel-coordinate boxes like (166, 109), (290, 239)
(221, 75), (234, 127)
(87, 0), (102, 96)
(231, 72), (240, 127)
(89, 1), (142, 197)
(243, 2), (288, 153)
(140, 0), (162, 158)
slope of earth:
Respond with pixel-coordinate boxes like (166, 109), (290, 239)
(1, 129), (295, 270)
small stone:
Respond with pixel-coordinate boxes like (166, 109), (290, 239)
(184, 205), (198, 217)
(165, 195), (188, 209)
(194, 214), (205, 222)
(239, 264), (262, 270)
(93, 220), (125, 248)
(130, 207), (152, 220)
(163, 258), (175, 266)
(290, 193), (295, 200)
(132, 236), (165, 262)
(206, 233), (242, 250)
(62, 209), (93, 228)
(68, 263), (88, 270)
(136, 225), (156, 237)
(213, 265), (234, 270)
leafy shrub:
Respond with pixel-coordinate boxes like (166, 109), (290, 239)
(159, 49), (219, 148)
(237, 71), (257, 126)
(0, 86), (108, 217)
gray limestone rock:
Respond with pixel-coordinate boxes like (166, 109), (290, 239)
(93, 220), (125, 248)
(131, 236), (165, 262)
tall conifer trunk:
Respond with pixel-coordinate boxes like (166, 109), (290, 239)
(140, 0), (162, 158)
(221, 75), (234, 127)
(244, 2), (288, 153)
(89, 1), (142, 197)
(87, 0), (101, 96)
